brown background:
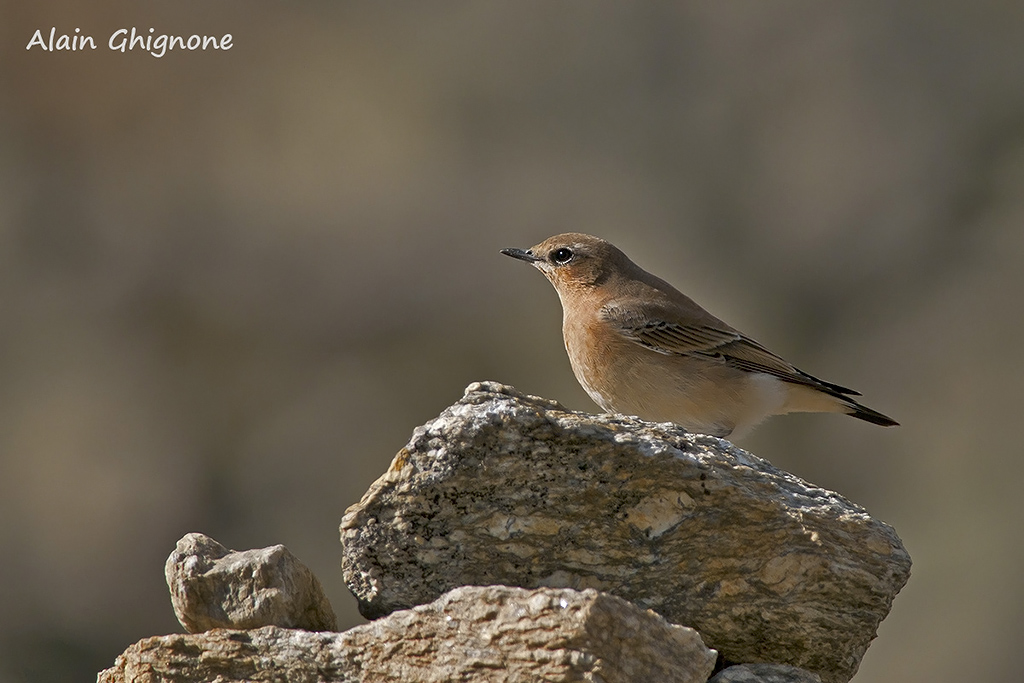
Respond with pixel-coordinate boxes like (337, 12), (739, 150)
(2, 2), (1022, 681)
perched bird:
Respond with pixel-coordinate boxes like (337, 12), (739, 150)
(501, 233), (897, 439)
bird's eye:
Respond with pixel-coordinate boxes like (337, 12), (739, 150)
(551, 247), (575, 264)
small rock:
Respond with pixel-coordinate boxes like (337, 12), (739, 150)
(99, 585), (717, 683)
(165, 532), (336, 632)
(710, 663), (823, 682)
(340, 381), (911, 683)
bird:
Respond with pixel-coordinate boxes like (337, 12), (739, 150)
(501, 233), (898, 439)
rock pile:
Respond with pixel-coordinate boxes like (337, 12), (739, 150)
(99, 382), (910, 683)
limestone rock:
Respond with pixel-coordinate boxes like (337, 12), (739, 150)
(340, 382), (911, 683)
(710, 663), (823, 682)
(98, 585), (717, 683)
(165, 532), (336, 632)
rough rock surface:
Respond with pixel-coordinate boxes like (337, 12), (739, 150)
(341, 382), (911, 683)
(99, 585), (717, 683)
(166, 532), (336, 632)
(710, 663), (823, 683)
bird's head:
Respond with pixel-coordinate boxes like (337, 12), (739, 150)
(501, 233), (630, 295)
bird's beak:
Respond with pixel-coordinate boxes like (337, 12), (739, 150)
(501, 247), (542, 263)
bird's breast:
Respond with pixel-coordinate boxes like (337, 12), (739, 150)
(562, 313), (624, 413)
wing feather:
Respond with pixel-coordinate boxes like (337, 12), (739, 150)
(601, 305), (860, 397)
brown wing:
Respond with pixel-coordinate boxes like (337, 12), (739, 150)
(601, 306), (860, 397)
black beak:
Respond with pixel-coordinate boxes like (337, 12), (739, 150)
(501, 248), (542, 263)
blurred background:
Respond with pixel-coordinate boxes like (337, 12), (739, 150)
(2, 2), (1022, 681)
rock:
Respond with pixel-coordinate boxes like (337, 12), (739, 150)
(710, 663), (823, 682)
(340, 381), (911, 683)
(165, 532), (336, 632)
(98, 585), (717, 683)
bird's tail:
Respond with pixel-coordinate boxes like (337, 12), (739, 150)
(844, 398), (899, 427)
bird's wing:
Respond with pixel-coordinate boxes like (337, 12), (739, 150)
(600, 304), (860, 397)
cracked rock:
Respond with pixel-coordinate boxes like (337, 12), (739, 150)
(340, 382), (910, 683)
(99, 585), (716, 683)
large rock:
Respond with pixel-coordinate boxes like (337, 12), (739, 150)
(340, 382), (911, 683)
(98, 585), (717, 683)
(166, 532), (337, 632)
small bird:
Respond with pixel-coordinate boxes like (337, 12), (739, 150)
(501, 233), (897, 439)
